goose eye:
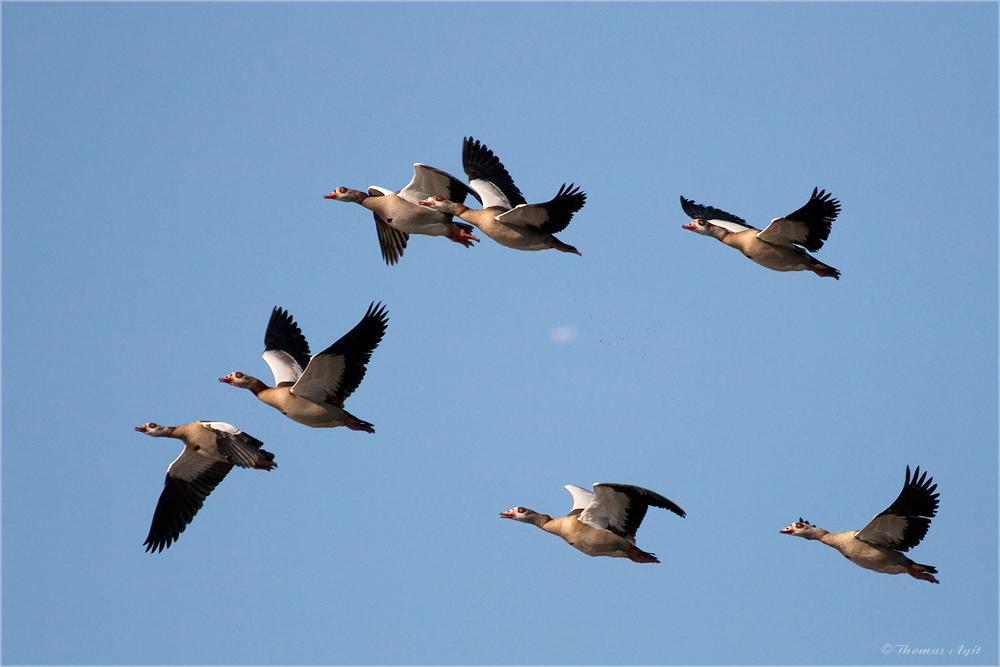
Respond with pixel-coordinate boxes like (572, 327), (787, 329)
(517, 507), (526, 513)
(148, 423), (158, 428)
(235, 372), (244, 378)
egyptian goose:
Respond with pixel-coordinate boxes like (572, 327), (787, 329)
(324, 163), (481, 265)
(135, 421), (276, 552)
(418, 137), (585, 255)
(680, 188), (841, 278)
(501, 483), (685, 562)
(781, 465), (940, 583)
(220, 303), (388, 432)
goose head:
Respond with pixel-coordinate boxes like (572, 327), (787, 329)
(780, 518), (825, 540)
(219, 372), (259, 389)
(501, 506), (544, 523)
(682, 218), (728, 240)
(419, 195), (465, 216)
(135, 423), (172, 437)
(324, 187), (368, 203)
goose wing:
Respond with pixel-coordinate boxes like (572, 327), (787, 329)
(757, 188), (840, 251)
(495, 184), (586, 234)
(262, 307), (312, 386)
(399, 163), (480, 206)
(144, 448), (233, 552)
(375, 216), (408, 265)
(361, 188), (410, 265)
(580, 483), (686, 539)
(291, 303), (389, 406)
(462, 137), (526, 210)
(680, 196), (754, 233)
(856, 466), (939, 551)
(201, 421), (274, 470)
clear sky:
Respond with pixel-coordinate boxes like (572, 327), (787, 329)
(2, 2), (997, 665)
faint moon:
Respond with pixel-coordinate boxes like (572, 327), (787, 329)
(550, 326), (577, 343)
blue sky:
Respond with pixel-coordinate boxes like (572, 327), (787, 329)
(2, 2), (997, 665)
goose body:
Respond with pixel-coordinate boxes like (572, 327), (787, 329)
(136, 421), (276, 552)
(680, 188), (841, 278)
(419, 137), (585, 255)
(221, 303), (388, 432)
(781, 466), (940, 583)
(324, 163), (480, 265)
(501, 483), (685, 562)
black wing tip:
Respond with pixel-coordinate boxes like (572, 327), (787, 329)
(656, 497), (686, 518)
(364, 301), (390, 325)
(349, 301), (390, 352)
(462, 136), (493, 172)
(143, 533), (172, 553)
(556, 183), (587, 203)
(810, 186), (841, 204)
(264, 305), (311, 358)
(269, 305), (294, 322)
(804, 187), (842, 219)
(904, 465), (940, 515)
(549, 184), (587, 219)
(679, 195), (700, 217)
(267, 306), (294, 335)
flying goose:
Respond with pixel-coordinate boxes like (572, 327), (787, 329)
(324, 163), (480, 265)
(221, 303), (388, 432)
(419, 137), (585, 255)
(680, 188), (841, 278)
(136, 421), (276, 552)
(780, 465), (940, 583)
(501, 483), (685, 562)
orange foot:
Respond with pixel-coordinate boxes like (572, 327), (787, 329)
(447, 224), (479, 247)
(345, 417), (375, 434)
(907, 565), (939, 584)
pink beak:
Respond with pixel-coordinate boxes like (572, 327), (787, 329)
(219, 376), (232, 384)
(323, 191), (337, 199)
(500, 510), (515, 518)
(682, 222), (697, 230)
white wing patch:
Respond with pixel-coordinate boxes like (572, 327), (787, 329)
(564, 485), (594, 512)
(262, 349), (306, 386)
(708, 218), (753, 234)
(580, 484), (632, 535)
(470, 178), (513, 211)
(201, 421), (240, 435)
